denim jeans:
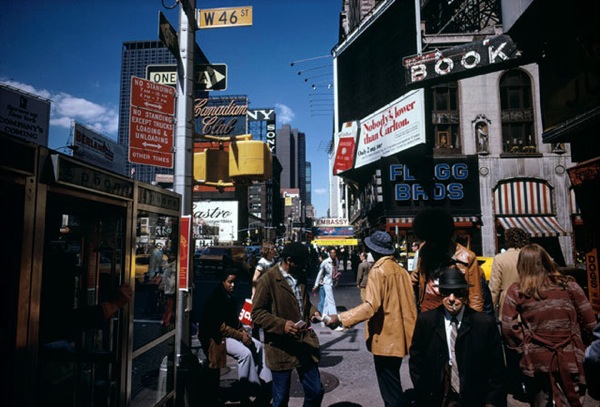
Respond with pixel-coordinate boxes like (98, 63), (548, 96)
(271, 361), (324, 407)
(318, 285), (325, 315)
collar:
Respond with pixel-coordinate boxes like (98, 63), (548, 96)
(444, 307), (465, 324)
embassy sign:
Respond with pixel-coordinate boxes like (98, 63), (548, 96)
(403, 35), (522, 86)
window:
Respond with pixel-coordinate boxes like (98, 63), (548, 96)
(431, 82), (460, 152)
(500, 70), (536, 154)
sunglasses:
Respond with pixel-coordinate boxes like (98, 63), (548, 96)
(440, 288), (469, 298)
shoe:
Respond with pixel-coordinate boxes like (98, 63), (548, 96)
(334, 326), (344, 332)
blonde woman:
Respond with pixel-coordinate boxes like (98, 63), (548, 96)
(251, 241), (277, 299)
(501, 244), (596, 407)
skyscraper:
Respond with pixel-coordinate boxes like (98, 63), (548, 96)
(276, 124), (306, 221)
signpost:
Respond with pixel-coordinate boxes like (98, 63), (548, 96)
(158, 11), (179, 58)
(197, 6), (252, 29)
(129, 76), (176, 168)
(147, 63), (227, 90)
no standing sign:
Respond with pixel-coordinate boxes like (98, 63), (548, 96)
(128, 77), (176, 168)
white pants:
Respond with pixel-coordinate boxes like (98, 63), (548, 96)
(225, 337), (272, 385)
(322, 284), (337, 316)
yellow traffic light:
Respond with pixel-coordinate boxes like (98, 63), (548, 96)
(229, 140), (272, 180)
(193, 148), (230, 183)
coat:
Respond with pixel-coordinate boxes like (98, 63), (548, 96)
(251, 263), (321, 371)
(414, 243), (484, 312)
(501, 280), (596, 406)
(409, 306), (507, 407)
(339, 256), (417, 357)
(198, 284), (245, 369)
(488, 248), (520, 316)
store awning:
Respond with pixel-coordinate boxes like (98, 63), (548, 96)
(386, 216), (480, 229)
(497, 216), (568, 238)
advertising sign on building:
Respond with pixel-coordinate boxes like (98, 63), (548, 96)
(333, 121), (359, 175)
(0, 83), (50, 146)
(72, 122), (125, 174)
(192, 200), (239, 243)
(194, 96), (248, 139)
(247, 108), (276, 154)
(383, 155), (481, 216)
(354, 90), (425, 169)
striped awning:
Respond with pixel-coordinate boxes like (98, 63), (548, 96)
(386, 216), (480, 228)
(494, 180), (554, 215)
(497, 216), (568, 237)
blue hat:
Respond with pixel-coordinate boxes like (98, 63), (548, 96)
(365, 231), (395, 255)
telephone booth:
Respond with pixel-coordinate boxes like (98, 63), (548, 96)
(1, 134), (181, 406)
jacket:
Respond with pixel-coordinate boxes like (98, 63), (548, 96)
(252, 263), (321, 371)
(409, 306), (507, 407)
(339, 256), (417, 357)
(198, 284), (246, 369)
(488, 248), (520, 316)
(414, 243), (484, 312)
(356, 259), (371, 288)
(501, 280), (596, 407)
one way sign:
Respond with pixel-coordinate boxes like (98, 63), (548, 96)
(196, 64), (227, 91)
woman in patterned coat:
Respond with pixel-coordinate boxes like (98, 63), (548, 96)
(501, 244), (596, 407)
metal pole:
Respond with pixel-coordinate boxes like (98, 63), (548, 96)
(175, 0), (195, 373)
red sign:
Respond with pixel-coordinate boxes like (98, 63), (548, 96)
(129, 76), (176, 168)
(128, 106), (174, 168)
(333, 121), (358, 175)
(130, 76), (175, 115)
(179, 216), (191, 291)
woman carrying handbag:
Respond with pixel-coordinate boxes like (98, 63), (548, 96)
(500, 244), (597, 407)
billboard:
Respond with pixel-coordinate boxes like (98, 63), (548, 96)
(72, 122), (126, 174)
(354, 90), (425, 169)
(333, 121), (358, 175)
(0, 83), (50, 146)
(192, 200), (238, 243)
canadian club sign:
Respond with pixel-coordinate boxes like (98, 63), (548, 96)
(403, 35), (521, 85)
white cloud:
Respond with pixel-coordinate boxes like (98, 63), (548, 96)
(314, 188), (327, 195)
(275, 103), (295, 124)
(1, 80), (119, 137)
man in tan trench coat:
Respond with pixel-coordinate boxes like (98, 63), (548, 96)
(327, 230), (417, 407)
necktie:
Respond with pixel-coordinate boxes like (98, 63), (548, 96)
(450, 317), (460, 393)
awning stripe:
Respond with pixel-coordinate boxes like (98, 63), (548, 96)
(494, 180), (554, 215)
(497, 216), (567, 237)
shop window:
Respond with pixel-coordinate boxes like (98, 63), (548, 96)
(431, 81), (460, 153)
(500, 69), (536, 154)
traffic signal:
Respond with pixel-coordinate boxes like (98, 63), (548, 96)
(229, 140), (272, 180)
(193, 148), (230, 184)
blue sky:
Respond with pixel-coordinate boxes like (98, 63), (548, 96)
(0, 0), (339, 218)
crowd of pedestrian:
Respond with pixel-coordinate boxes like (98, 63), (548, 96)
(194, 206), (599, 407)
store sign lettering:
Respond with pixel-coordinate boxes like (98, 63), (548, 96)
(390, 163), (468, 201)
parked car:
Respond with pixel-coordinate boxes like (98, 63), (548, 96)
(194, 245), (249, 277)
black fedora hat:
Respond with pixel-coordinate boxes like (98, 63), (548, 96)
(438, 267), (472, 290)
(365, 230), (395, 255)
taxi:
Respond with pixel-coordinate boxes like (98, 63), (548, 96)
(477, 256), (494, 281)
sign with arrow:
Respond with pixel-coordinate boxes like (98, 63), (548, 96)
(129, 76), (176, 168)
(146, 64), (227, 91)
(195, 64), (227, 91)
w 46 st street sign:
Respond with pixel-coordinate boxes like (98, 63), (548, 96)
(146, 64), (227, 91)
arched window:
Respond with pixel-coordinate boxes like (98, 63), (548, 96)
(500, 70), (535, 154)
(431, 81), (460, 153)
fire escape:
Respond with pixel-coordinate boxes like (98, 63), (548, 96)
(420, 0), (502, 48)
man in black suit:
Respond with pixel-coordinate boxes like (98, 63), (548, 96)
(409, 266), (506, 407)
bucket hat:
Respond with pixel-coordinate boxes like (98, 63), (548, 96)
(364, 231), (395, 255)
(438, 266), (472, 290)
